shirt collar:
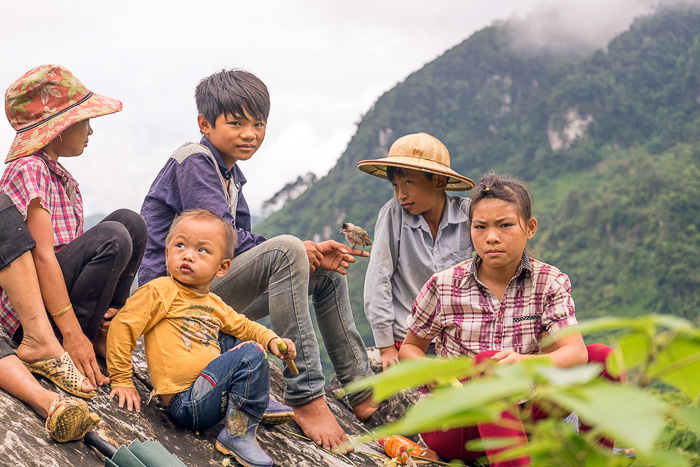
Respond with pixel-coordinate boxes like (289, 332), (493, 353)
(402, 195), (466, 231)
(200, 136), (247, 186)
(37, 151), (77, 184)
(463, 251), (532, 287)
(444, 196), (469, 225)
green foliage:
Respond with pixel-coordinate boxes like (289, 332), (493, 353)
(256, 5), (700, 371)
(346, 316), (700, 466)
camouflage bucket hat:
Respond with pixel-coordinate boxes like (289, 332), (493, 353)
(5, 64), (122, 163)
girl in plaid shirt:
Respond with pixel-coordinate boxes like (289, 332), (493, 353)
(400, 172), (620, 466)
(1, 65), (146, 398)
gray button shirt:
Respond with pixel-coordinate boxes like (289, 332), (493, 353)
(363, 196), (473, 348)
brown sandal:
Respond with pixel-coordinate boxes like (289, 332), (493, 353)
(45, 396), (100, 442)
(24, 352), (96, 399)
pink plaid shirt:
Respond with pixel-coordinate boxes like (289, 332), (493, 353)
(407, 253), (578, 359)
(0, 151), (84, 336)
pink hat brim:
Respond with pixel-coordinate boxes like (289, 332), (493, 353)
(6, 92), (122, 163)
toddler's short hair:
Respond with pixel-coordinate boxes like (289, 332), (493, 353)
(166, 209), (237, 259)
(195, 69), (270, 127)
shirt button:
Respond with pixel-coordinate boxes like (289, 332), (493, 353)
(495, 338), (501, 344)
(498, 312), (502, 319)
(432, 248), (437, 253)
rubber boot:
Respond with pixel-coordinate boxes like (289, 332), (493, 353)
(261, 398), (294, 426)
(215, 406), (272, 467)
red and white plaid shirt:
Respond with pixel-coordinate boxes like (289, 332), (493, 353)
(407, 253), (578, 359)
(0, 151), (84, 336)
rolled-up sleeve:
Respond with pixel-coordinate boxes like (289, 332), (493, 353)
(542, 272), (578, 336)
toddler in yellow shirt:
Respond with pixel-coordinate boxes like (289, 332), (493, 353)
(107, 209), (296, 467)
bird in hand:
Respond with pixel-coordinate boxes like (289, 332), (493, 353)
(340, 222), (372, 250)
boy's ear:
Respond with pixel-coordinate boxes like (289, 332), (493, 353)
(216, 258), (232, 278)
(197, 114), (212, 135)
(434, 175), (448, 189)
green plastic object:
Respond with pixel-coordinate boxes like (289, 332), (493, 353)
(105, 439), (187, 467)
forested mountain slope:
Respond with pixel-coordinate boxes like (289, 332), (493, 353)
(257, 4), (700, 348)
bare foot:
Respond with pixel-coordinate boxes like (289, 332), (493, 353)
(16, 334), (96, 394)
(352, 392), (380, 422)
(15, 335), (65, 365)
(289, 396), (354, 454)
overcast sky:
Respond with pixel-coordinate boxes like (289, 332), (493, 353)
(0, 0), (657, 217)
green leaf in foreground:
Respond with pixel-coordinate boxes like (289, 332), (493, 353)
(343, 356), (472, 401)
(640, 449), (691, 467)
(674, 405), (700, 433)
(541, 381), (666, 452)
(648, 335), (700, 399)
(373, 366), (533, 436)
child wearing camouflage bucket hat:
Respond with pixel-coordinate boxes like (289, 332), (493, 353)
(0, 65), (146, 400)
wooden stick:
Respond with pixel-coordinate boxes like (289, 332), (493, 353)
(276, 339), (299, 375)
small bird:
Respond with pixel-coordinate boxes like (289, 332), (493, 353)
(340, 222), (372, 250)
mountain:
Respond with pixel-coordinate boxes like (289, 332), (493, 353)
(256, 4), (700, 353)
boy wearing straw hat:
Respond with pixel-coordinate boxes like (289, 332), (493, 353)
(357, 133), (475, 370)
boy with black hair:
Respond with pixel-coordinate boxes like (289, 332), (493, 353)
(357, 132), (474, 370)
(139, 69), (376, 454)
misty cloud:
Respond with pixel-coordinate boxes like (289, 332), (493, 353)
(507, 0), (663, 55)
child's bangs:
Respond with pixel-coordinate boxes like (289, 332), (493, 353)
(222, 97), (266, 123)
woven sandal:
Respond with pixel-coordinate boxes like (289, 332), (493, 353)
(45, 396), (100, 443)
(24, 352), (96, 399)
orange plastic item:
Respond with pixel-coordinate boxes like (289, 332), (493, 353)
(378, 435), (438, 463)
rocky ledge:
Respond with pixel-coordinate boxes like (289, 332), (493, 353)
(0, 341), (440, 467)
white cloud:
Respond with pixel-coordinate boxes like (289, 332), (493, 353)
(2, 0), (660, 216)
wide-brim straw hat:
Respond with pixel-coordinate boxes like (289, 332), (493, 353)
(5, 64), (123, 163)
(357, 132), (475, 191)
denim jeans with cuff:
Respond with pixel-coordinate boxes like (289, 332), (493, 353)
(211, 235), (373, 406)
(167, 334), (270, 431)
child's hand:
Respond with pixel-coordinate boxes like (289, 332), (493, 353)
(379, 346), (399, 371)
(110, 386), (142, 413)
(492, 350), (528, 365)
(315, 240), (369, 275)
(302, 241), (323, 273)
(269, 338), (296, 360)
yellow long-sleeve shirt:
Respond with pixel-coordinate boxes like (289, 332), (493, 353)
(106, 276), (278, 395)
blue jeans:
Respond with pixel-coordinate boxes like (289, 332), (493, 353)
(211, 235), (373, 406)
(167, 335), (270, 431)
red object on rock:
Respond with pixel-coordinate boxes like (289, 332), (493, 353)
(378, 435), (438, 463)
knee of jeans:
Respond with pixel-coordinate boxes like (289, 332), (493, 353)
(269, 235), (307, 265)
(232, 341), (268, 361)
(314, 268), (346, 288)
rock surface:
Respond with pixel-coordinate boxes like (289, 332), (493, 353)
(0, 342), (439, 466)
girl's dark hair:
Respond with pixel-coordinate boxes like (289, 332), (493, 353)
(195, 69), (270, 127)
(468, 172), (532, 226)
